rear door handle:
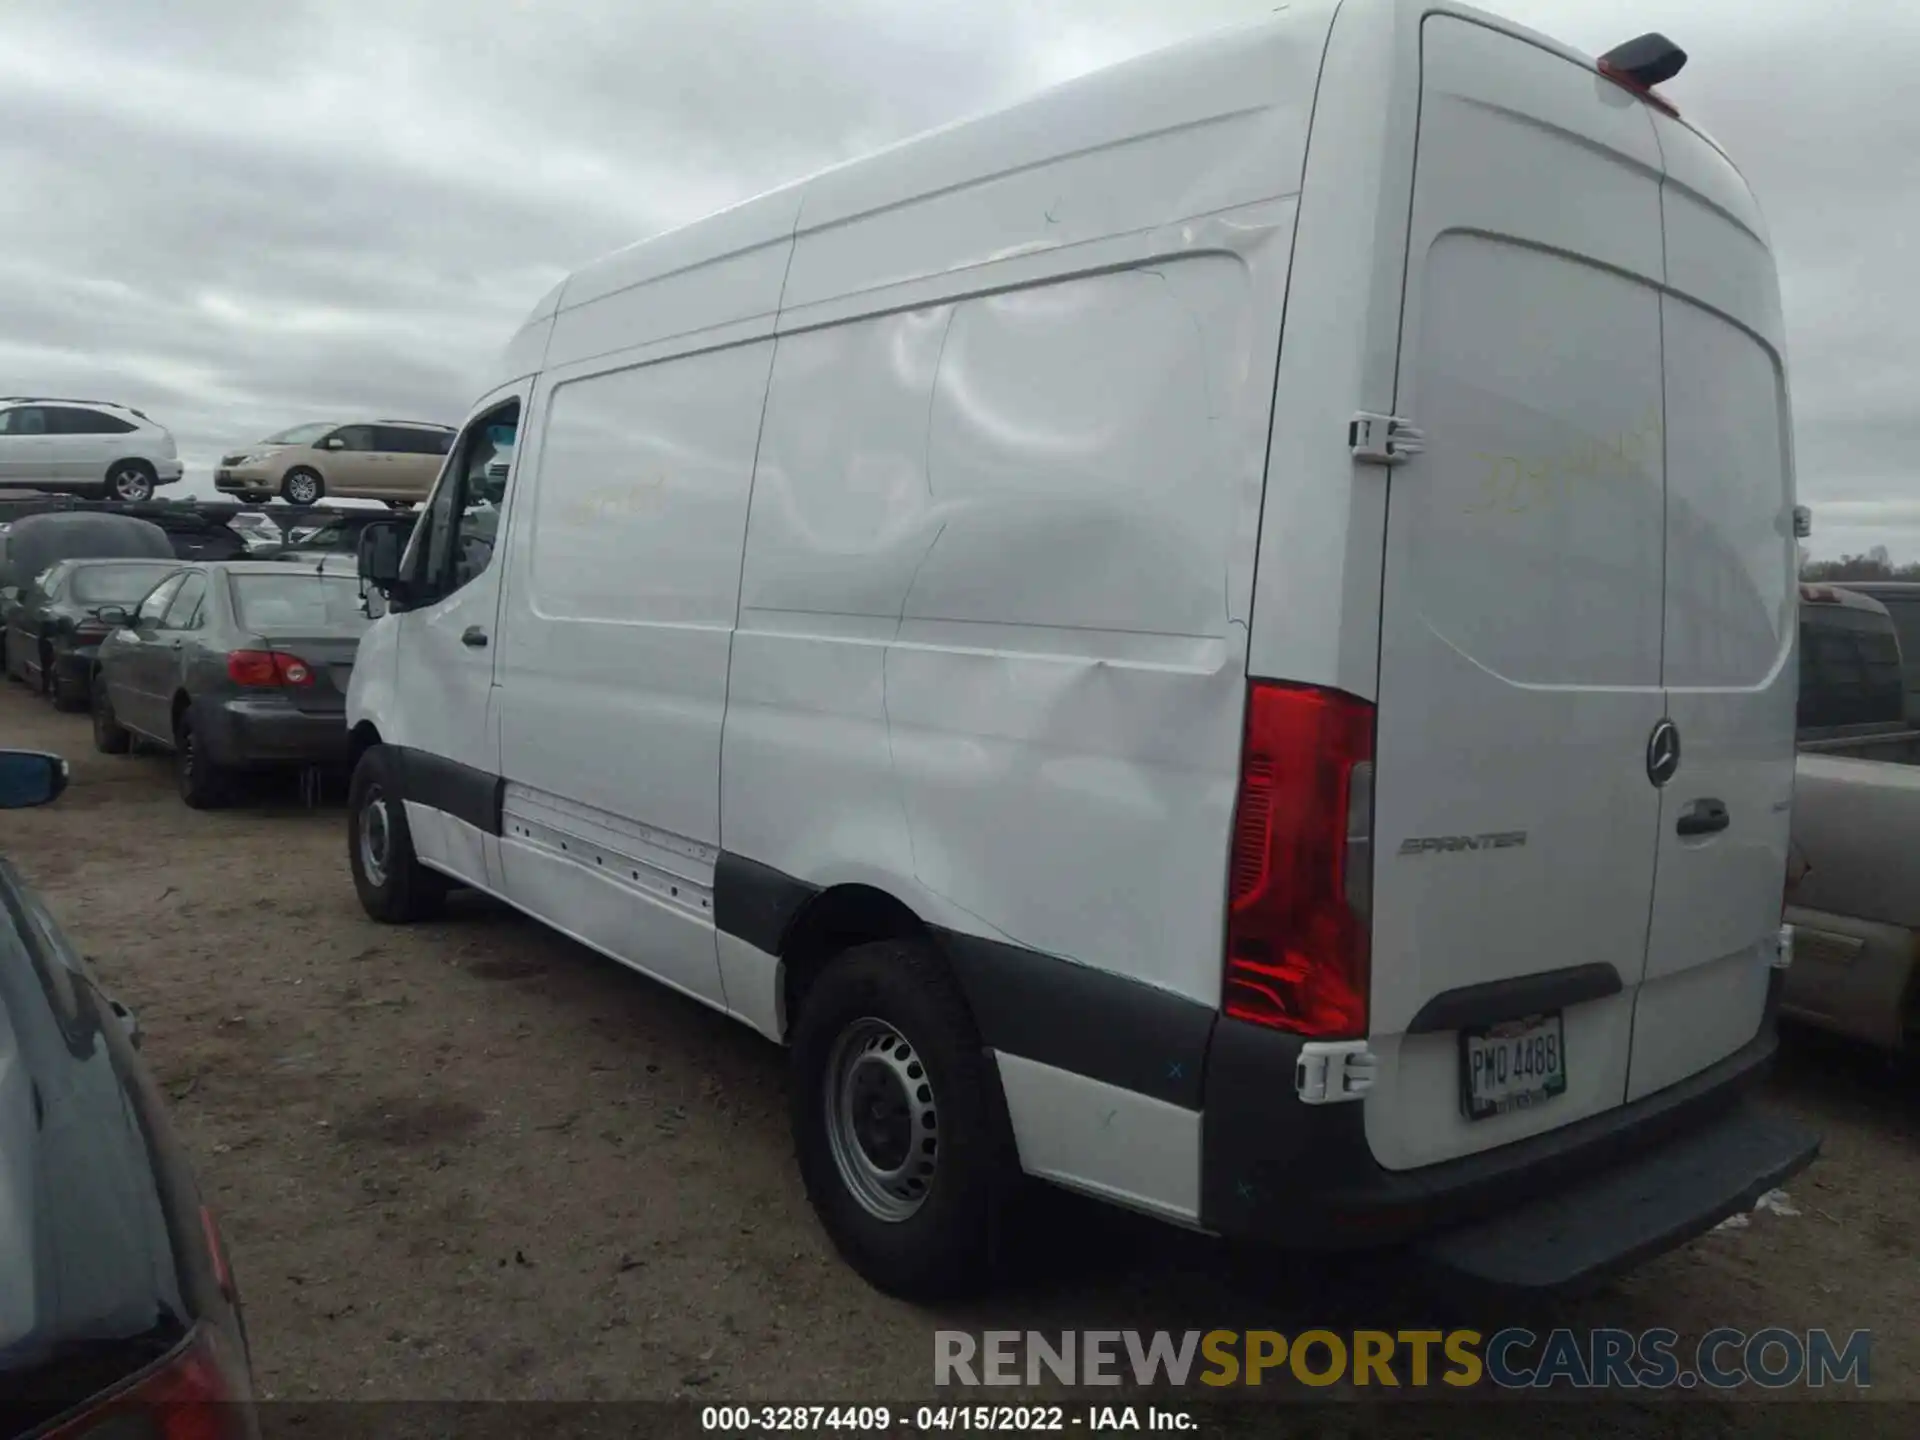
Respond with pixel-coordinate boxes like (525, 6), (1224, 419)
(1676, 798), (1730, 837)
(461, 626), (489, 648)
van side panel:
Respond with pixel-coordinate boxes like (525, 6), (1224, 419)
(492, 341), (778, 1008)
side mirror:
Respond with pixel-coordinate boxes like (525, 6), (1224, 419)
(358, 520), (407, 599)
(0, 750), (68, 809)
(95, 604), (131, 628)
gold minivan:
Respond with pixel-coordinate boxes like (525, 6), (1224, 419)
(214, 420), (455, 506)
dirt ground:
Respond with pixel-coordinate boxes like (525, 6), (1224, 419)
(2, 680), (1914, 1424)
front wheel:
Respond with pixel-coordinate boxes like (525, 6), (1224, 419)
(347, 746), (447, 922)
(281, 468), (324, 505)
(789, 940), (1017, 1300)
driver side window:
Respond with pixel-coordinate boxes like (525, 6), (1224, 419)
(135, 573), (185, 626)
(404, 398), (520, 603)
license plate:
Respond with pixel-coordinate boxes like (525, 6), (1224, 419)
(216, 470), (232, 481)
(1461, 1012), (1566, 1121)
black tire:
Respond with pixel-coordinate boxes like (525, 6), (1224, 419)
(347, 745), (447, 922)
(789, 939), (1017, 1300)
(50, 661), (88, 712)
(174, 704), (232, 809)
(281, 468), (325, 505)
(92, 673), (130, 754)
(105, 460), (157, 503)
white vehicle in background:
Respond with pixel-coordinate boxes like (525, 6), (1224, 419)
(345, 0), (1817, 1299)
(0, 398), (185, 502)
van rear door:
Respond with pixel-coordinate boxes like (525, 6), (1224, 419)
(1364, 16), (1670, 1170)
(1627, 116), (1796, 1102)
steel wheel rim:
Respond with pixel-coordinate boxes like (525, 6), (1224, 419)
(824, 1017), (939, 1223)
(360, 787), (392, 887)
(288, 474), (318, 503)
(112, 469), (152, 501)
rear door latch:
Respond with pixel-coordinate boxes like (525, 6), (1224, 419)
(1349, 412), (1425, 466)
(1295, 1040), (1378, 1104)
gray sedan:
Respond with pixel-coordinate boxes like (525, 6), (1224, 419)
(91, 561), (369, 807)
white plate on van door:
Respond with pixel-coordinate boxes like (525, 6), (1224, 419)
(1461, 1014), (1567, 1120)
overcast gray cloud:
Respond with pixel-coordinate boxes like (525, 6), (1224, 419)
(1, 0), (1911, 555)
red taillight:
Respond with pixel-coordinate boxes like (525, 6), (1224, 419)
(47, 1326), (246, 1440)
(225, 650), (312, 687)
(1223, 681), (1375, 1038)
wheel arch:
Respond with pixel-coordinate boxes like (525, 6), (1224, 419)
(778, 882), (937, 1039)
(348, 720), (383, 774)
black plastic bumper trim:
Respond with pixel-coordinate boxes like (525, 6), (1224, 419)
(1415, 1101), (1819, 1290)
(938, 929), (1215, 1110)
(392, 747), (503, 836)
(712, 851), (819, 957)
(1201, 1014), (1782, 1248)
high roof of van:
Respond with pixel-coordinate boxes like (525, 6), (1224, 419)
(490, 0), (1748, 391)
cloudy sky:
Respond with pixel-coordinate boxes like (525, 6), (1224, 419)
(1, 0), (1912, 555)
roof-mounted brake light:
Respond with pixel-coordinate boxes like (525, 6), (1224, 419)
(1598, 33), (1687, 116)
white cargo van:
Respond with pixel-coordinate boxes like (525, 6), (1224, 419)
(347, 0), (1818, 1297)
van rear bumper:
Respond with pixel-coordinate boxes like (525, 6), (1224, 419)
(1200, 1009), (1809, 1281)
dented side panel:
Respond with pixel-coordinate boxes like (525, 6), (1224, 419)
(724, 203), (1298, 1009)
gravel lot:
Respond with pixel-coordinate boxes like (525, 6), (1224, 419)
(2, 680), (1914, 1425)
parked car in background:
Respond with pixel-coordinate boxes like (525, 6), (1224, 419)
(0, 398), (184, 502)
(92, 562), (369, 808)
(2, 557), (180, 709)
(1784, 584), (1920, 1055)
(251, 511), (394, 562)
(0, 748), (258, 1437)
(0, 512), (173, 647)
(1821, 580), (1920, 725)
(228, 511), (284, 551)
(213, 421), (453, 506)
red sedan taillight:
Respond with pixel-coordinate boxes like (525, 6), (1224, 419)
(226, 650), (313, 687)
(45, 1326), (248, 1440)
(1223, 681), (1375, 1038)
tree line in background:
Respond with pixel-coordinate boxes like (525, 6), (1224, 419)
(1801, 544), (1920, 583)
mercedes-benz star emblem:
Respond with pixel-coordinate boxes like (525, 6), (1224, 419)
(1646, 719), (1681, 788)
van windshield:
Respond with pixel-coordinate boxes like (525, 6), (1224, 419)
(264, 423), (333, 446)
(1798, 602), (1904, 731)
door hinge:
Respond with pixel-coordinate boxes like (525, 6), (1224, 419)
(1349, 411), (1425, 466)
(1769, 923), (1795, 971)
(1295, 1040), (1378, 1105)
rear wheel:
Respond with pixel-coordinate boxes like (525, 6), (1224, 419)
(348, 745), (447, 922)
(174, 705), (232, 809)
(789, 940), (1017, 1299)
(92, 673), (130, 754)
(281, 468), (324, 505)
(105, 460), (157, 502)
